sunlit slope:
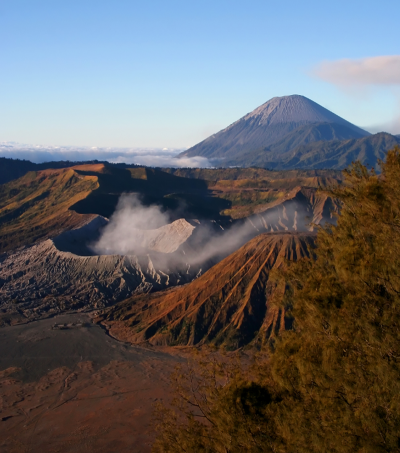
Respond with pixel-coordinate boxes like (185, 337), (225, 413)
(0, 167), (99, 253)
(0, 163), (340, 253)
(0, 157), (111, 185)
(0, 164), (207, 252)
(101, 233), (314, 349)
(207, 178), (339, 220)
(163, 167), (343, 182)
(162, 168), (341, 220)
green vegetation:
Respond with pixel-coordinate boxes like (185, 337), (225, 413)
(163, 167), (343, 182)
(218, 191), (278, 207)
(153, 148), (400, 452)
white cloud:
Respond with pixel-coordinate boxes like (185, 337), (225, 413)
(111, 153), (212, 168)
(313, 55), (400, 86)
(364, 111), (400, 135)
(0, 143), (213, 168)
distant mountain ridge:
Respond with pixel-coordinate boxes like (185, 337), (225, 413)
(0, 157), (139, 185)
(179, 95), (370, 161)
(225, 132), (400, 170)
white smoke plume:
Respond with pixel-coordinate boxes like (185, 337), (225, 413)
(90, 194), (170, 255)
(89, 194), (259, 270)
(89, 193), (314, 273)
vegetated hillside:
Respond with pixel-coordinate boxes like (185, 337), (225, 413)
(0, 164), (211, 253)
(162, 167), (342, 221)
(0, 162), (342, 253)
(152, 147), (400, 453)
(0, 157), (135, 185)
(162, 166), (343, 182)
(100, 233), (315, 349)
(225, 132), (400, 170)
(208, 179), (339, 221)
(0, 158), (38, 185)
(254, 122), (369, 155)
(0, 167), (99, 253)
(178, 95), (368, 160)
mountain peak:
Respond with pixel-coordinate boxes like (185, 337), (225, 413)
(179, 95), (370, 161)
(241, 95), (358, 128)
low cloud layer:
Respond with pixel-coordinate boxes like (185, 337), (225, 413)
(313, 55), (400, 87)
(0, 143), (212, 168)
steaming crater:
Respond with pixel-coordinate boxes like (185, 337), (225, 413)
(0, 217), (225, 319)
(53, 215), (108, 256)
(53, 216), (197, 256)
(0, 188), (337, 323)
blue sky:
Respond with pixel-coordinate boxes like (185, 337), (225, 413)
(1, 0), (400, 148)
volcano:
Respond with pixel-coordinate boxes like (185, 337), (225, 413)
(101, 232), (314, 349)
(179, 95), (369, 163)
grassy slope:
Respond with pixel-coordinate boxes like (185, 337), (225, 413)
(0, 157), (139, 185)
(0, 167), (99, 253)
(206, 175), (340, 219)
(162, 168), (342, 219)
(162, 167), (343, 181)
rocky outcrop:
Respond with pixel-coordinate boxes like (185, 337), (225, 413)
(135, 218), (196, 253)
(248, 186), (338, 233)
(90, 218), (197, 256)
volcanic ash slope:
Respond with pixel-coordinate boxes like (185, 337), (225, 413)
(0, 185), (333, 325)
(0, 217), (203, 322)
(101, 232), (314, 349)
(248, 186), (337, 232)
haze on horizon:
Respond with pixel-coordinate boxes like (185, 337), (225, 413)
(1, 0), (400, 151)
